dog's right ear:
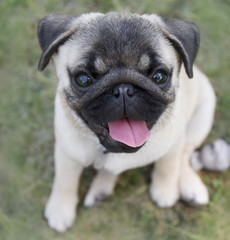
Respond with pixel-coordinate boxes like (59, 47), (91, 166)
(37, 14), (78, 71)
(161, 18), (200, 79)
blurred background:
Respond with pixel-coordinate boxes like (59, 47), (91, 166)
(0, 0), (230, 239)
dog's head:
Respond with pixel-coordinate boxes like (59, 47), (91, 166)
(37, 13), (199, 153)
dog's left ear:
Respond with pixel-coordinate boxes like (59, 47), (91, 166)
(162, 18), (200, 78)
(37, 14), (79, 71)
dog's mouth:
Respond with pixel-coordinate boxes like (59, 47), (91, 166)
(89, 118), (150, 150)
(107, 118), (150, 147)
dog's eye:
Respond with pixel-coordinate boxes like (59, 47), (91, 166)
(152, 72), (168, 85)
(74, 74), (92, 87)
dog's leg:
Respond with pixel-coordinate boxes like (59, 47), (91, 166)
(179, 75), (215, 205)
(179, 146), (209, 205)
(84, 168), (118, 207)
(149, 138), (185, 207)
(44, 143), (83, 233)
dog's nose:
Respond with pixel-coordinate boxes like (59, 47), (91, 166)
(113, 84), (135, 98)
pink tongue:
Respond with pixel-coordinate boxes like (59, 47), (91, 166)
(108, 118), (150, 147)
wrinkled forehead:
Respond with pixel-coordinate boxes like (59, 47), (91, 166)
(55, 14), (178, 73)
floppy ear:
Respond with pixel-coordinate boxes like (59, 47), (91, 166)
(162, 18), (200, 78)
(37, 14), (78, 71)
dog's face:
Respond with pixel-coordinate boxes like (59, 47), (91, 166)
(38, 13), (199, 153)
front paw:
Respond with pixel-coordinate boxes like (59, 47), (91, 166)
(44, 195), (77, 233)
(180, 171), (209, 206)
(149, 182), (179, 208)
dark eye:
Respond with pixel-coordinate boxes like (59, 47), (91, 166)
(152, 71), (168, 85)
(74, 74), (92, 87)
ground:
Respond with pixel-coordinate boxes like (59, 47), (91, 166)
(0, 0), (230, 239)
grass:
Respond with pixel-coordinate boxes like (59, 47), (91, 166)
(0, 0), (230, 239)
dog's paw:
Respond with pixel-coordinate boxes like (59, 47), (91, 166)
(84, 169), (117, 208)
(84, 191), (111, 208)
(83, 182), (114, 208)
(180, 171), (209, 206)
(149, 183), (179, 208)
(44, 195), (77, 233)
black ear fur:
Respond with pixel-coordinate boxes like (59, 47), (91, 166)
(162, 18), (200, 78)
(37, 14), (78, 71)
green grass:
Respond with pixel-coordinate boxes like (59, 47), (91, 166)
(0, 0), (230, 239)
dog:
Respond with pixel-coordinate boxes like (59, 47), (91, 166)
(37, 13), (216, 232)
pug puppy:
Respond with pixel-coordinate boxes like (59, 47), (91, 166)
(37, 13), (216, 232)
